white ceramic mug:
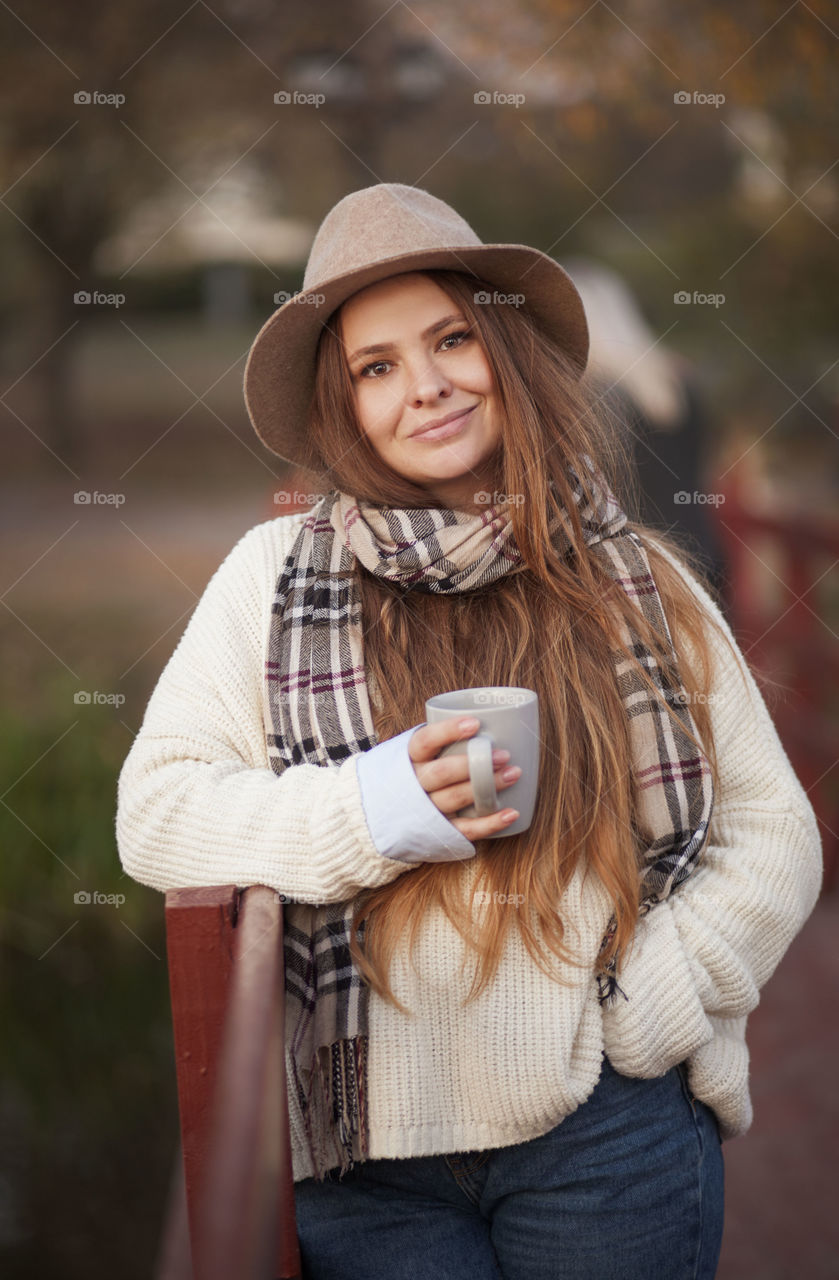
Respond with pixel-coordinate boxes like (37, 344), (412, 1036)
(424, 687), (540, 837)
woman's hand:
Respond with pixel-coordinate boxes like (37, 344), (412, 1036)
(408, 717), (521, 841)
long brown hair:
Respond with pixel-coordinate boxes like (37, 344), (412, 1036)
(306, 268), (736, 1014)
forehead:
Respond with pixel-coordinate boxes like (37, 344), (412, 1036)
(339, 272), (454, 335)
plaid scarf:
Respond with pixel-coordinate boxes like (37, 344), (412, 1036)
(264, 467), (714, 1181)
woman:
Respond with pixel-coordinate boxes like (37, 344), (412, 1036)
(117, 183), (822, 1280)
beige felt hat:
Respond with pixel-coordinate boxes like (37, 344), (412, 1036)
(243, 182), (589, 468)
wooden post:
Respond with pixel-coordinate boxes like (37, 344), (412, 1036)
(192, 886), (300, 1280)
(165, 884), (239, 1270)
(164, 885), (301, 1280)
(154, 1140), (193, 1280)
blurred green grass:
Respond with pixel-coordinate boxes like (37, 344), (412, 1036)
(1, 611), (178, 1277)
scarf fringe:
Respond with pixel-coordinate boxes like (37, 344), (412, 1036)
(292, 1035), (369, 1182)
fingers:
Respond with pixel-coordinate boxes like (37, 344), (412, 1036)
(408, 716), (483, 764)
(410, 717), (509, 796)
(430, 762), (522, 815)
(448, 804), (521, 841)
(408, 718), (522, 837)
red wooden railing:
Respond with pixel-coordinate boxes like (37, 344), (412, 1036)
(158, 885), (301, 1280)
(713, 469), (838, 890)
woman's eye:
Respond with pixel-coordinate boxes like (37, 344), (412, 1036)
(358, 360), (391, 379)
(439, 329), (471, 350)
(355, 329), (471, 378)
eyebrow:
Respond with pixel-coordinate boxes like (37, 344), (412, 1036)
(346, 313), (467, 364)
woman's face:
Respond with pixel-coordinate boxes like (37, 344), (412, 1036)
(338, 273), (503, 509)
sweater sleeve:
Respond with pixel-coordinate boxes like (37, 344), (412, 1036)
(601, 553), (823, 1077)
(116, 518), (419, 902)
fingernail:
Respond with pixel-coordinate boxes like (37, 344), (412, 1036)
(501, 766), (521, 781)
(503, 809), (519, 820)
(458, 717), (480, 730)
(492, 749), (511, 763)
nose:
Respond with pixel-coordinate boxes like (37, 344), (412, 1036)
(407, 352), (452, 406)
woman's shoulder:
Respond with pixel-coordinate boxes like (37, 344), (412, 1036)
(234, 508), (312, 559)
(211, 509), (313, 584)
(635, 527), (731, 648)
(636, 528), (766, 744)
(166, 510), (314, 660)
(186, 510), (314, 633)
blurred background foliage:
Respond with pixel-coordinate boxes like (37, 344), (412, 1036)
(1, 0), (837, 1275)
(1, 0), (837, 466)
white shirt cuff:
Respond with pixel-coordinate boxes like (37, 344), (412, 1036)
(355, 724), (477, 864)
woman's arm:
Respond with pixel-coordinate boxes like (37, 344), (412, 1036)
(116, 519), (426, 902)
(601, 556), (823, 1076)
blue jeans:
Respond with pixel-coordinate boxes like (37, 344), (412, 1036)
(293, 1055), (724, 1280)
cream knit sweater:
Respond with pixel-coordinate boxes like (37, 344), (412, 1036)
(116, 511), (822, 1182)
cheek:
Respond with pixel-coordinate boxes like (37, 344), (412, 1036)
(460, 349), (496, 396)
(354, 382), (399, 441)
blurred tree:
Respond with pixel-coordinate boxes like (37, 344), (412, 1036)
(0, 0), (377, 462)
(1, 0), (516, 464)
(1, 0), (836, 467)
(431, 0), (839, 391)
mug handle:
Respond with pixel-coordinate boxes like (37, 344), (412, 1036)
(467, 733), (499, 816)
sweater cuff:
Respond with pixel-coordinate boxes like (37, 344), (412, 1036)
(355, 725), (477, 864)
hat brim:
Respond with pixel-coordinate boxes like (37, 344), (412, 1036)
(243, 244), (589, 468)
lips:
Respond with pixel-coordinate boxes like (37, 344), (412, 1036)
(410, 405), (477, 441)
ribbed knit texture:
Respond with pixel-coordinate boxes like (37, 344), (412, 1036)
(116, 512), (822, 1181)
